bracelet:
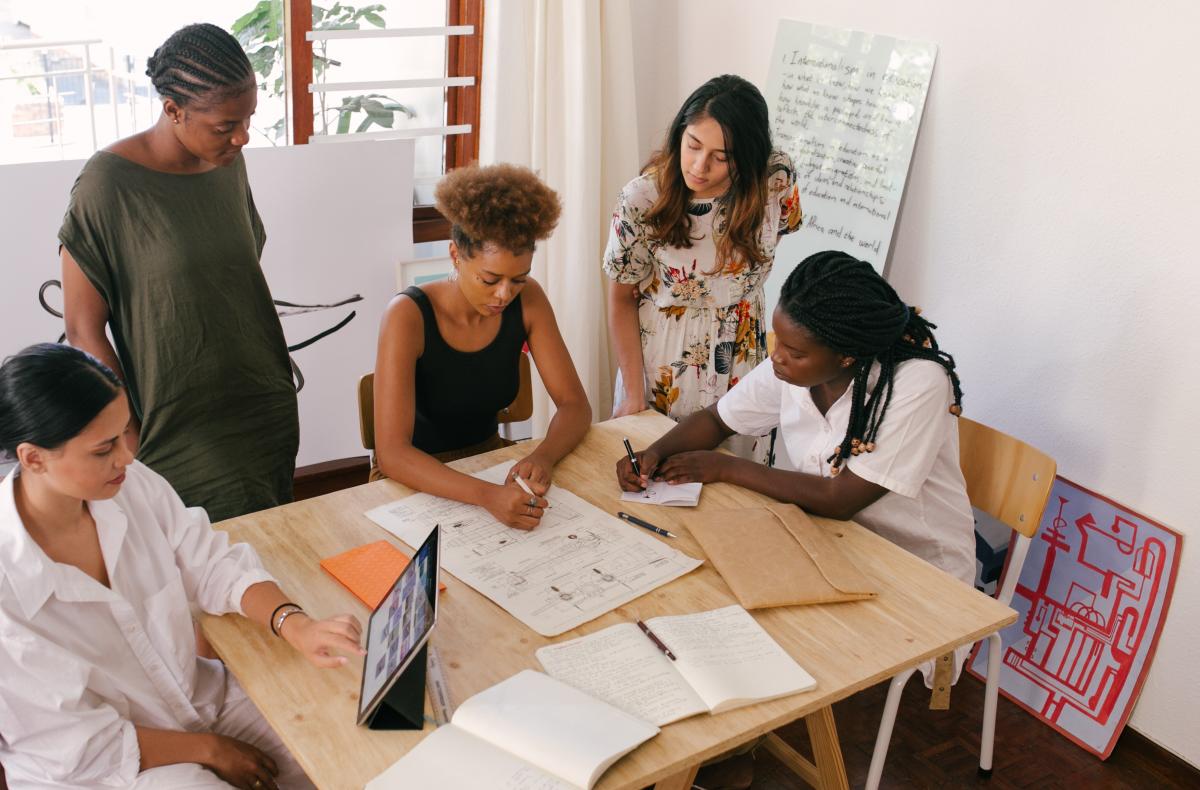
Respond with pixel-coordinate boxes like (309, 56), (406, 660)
(274, 608), (306, 639)
(270, 602), (302, 636)
(270, 601), (299, 625)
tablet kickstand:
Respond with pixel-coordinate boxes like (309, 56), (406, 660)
(366, 645), (429, 731)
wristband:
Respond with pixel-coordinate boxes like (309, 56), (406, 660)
(270, 602), (302, 636)
(274, 607), (306, 639)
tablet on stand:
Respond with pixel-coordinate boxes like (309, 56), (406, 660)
(356, 526), (441, 730)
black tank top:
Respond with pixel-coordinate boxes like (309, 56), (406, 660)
(404, 286), (527, 455)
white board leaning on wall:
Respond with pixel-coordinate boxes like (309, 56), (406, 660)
(762, 20), (936, 312)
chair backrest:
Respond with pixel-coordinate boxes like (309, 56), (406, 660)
(957, 416), (1056, 539)
(358, 373), (376, 451)
(357, 353), (534, 452)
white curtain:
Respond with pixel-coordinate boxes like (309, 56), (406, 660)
(479, 0), (640, 434)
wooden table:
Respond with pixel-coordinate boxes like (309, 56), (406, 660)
(202, 412), (1016, 790)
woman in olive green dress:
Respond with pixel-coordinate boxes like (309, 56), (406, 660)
(59, 23), (298, 522)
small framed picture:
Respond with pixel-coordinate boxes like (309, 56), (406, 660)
(399, 257), (452, 289)
(398, 241), (453, 289)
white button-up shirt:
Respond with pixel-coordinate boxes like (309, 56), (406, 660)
(718, 358), (976, 586)
(0, 461), (275, 788)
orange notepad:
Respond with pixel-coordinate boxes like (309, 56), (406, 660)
(320, 540), (444, 609)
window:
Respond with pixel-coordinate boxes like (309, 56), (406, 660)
(1, 0), (483, 239)
(1, 0), (289, 162)
(284, 0), (483, 241)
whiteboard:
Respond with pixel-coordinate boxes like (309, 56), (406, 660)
(0, 140), (413, 467)
(762, 20), (936, 310)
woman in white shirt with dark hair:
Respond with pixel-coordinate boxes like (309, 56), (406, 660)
(618, 250), (976, 608)
(0, 343), (363, 789)
(618, 250), (976, 789)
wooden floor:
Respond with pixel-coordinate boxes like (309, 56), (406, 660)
(293, 464), (1199, 790)
(752, 671), (1199, 789)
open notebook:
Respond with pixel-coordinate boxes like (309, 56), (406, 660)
(536, 605), (816, 726)
(365, 670), (658, 790)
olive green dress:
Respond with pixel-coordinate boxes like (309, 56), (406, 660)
(59, 151), (299, 522)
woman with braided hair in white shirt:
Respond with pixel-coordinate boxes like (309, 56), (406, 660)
(617, 251), (977, 695)
(0, 344), (363, 789)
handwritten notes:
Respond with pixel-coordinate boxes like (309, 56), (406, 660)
(764, 21), (936, 274)
(536, 606), (816, 725)
(619, 481), (702, 507)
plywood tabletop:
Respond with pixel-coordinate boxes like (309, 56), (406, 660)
(201, 412), (1015, 789)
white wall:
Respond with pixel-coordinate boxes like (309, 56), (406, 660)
(0, 142), (413, 469)
(629, 0), (1200, 767)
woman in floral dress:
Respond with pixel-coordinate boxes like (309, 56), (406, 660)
(604, 74), (802, 460)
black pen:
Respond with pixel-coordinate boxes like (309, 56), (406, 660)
(636, 619), (677, 661)
(622, 437), (643, 479)
(617, 511), (677, 539)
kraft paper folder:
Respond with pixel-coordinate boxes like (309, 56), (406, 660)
(321, 540), (445, 609)
(687, 502), (877, 608)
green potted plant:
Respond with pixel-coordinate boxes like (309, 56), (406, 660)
(231, 1), (416, 142)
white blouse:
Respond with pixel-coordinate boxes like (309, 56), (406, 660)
(717, 358), (976, 586)
(0, 461), (275, 787)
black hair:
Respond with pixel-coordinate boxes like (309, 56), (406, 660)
(0, 343), (123, 458)
(778, 251), (964, 474)
(145, 23), (254, 107)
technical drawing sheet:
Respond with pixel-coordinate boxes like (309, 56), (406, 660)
(364, 462), (703, 636)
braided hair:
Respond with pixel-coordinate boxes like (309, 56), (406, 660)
(779, 251), (963, 476)
(145, 23), (254, 107)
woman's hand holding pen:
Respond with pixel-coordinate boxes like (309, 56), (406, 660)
(484, 482), (549, 531)
(279, 613), (365, 668)
(507, 453), (553, 496)
(616, 447), (662, 491)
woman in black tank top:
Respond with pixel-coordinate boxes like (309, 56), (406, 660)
(372, 164), (591, 530)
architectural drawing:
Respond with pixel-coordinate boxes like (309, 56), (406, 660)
(366, 462), (703, 636)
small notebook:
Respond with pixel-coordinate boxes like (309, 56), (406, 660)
(619, 480), (702, 507)
(365, 669), (658, 790)
(320, 540), (444, 609)
(536, 605), (816, 727)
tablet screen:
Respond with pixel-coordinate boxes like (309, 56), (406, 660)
(357, 527), (439, 722)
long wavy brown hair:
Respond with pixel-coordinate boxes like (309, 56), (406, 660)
(642, 75), (773, 275)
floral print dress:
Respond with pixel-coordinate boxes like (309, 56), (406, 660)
(603, 150), (803, 460)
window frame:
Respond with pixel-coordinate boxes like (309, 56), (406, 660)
(285, 0), (483, 243)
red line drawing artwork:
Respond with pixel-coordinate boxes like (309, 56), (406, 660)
(968, 477), (1181, 758)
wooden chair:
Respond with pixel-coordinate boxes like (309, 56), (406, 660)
(864, 417), (1056, 788)
(357, 351), (534, 452)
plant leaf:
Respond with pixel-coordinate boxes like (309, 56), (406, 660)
(231, 4), (267, 37)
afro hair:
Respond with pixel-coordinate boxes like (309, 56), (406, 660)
(434, 163), (562, 255)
